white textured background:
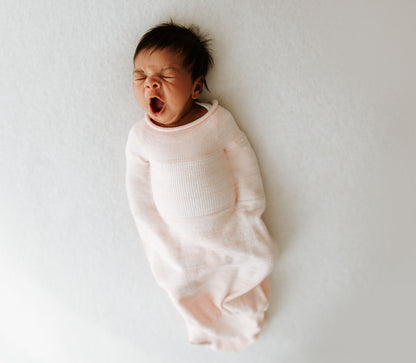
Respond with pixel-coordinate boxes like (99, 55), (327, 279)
(1, 0), (415, 362)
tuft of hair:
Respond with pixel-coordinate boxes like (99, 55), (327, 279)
(133, 20), (214, 91)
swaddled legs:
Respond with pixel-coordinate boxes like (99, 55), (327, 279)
(177, 277), (271, 352)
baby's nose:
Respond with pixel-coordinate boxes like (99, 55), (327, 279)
(145, 77), (160, 89)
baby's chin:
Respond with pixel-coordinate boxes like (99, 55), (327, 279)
(149, 116), (167, 127)
(146, 104), (196, 128)
(148, 113), (177, 127)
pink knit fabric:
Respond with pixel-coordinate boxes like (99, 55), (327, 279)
(125, 99), (276, 352)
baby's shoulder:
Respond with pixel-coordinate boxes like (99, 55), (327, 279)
(213, 103), (243, 138)
(210, 105), (243, 144)
(127, 116), (147, 138)
(214, 102), (234, 121)
(125, 117), (148, 153)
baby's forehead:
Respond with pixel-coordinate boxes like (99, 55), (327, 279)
(135, 47), (187, 67)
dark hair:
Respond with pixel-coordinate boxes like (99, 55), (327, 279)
(133, 20), (214, 91)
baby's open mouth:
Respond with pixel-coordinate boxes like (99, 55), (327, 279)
(150, 97), (165, 113)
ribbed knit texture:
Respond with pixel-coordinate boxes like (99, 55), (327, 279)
(125, 100), (276, 352)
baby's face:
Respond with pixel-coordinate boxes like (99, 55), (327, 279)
(133, 48), (203, 127)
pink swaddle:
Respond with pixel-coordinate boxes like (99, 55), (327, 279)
(125, 99), (276, 352)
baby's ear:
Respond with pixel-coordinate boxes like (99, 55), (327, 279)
(192, 76), (204, 99)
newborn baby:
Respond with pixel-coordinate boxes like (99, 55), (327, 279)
(125, 21), (276, 352)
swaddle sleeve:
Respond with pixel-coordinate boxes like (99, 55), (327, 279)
(125, 125), (176, 283)
(125, 127), (153, 228)
(222, 116), (267, 215)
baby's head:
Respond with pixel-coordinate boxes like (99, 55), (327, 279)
(133, 21), (213, 127)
